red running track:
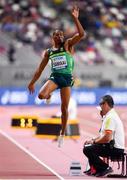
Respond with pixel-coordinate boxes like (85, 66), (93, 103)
(0, 106), (126, 179)
(0, 131), (58, 179)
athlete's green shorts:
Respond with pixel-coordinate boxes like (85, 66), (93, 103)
(49, 73), (74, 89)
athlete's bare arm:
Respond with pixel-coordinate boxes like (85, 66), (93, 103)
(28, 50), (49, 94)
(68, 6), (86, 47)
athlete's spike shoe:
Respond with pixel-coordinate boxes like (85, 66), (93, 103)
(58, 134), (64, 148)
(46, 94), (51, 104)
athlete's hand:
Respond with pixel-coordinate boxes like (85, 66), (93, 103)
(71, 5), (79, 19)
(28, 83), (35, 94)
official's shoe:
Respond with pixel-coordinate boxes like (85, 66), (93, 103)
(95, 167), (113, 177)
(83, 169), (91, 175)
(58, 134), (64, 148)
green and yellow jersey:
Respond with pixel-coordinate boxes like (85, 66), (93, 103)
(48, 45), (74, 75)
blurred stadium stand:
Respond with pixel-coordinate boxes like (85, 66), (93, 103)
(0, 0), (127, 88)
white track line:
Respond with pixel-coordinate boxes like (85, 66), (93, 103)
(0, 129), (64, 180)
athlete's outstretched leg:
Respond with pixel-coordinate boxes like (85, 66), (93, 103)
(58, 87), (71, 147)
(60, 87), (71, 135)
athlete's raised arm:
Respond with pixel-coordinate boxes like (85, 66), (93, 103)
(68, 5), (86, 46)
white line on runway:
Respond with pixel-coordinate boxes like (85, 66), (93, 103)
(0, 129), (64, 180)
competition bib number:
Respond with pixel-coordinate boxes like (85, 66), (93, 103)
(52, 56), (67, 70)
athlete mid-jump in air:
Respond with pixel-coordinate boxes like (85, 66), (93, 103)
(28, 5), (86, 147)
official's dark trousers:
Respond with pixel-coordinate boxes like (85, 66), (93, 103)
(83, 143), (124, 172)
